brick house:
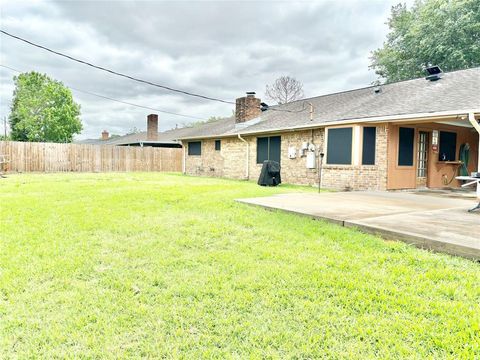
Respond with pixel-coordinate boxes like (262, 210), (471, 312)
(177, 67), (480, 191)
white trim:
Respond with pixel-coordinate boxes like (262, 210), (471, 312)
(434, 120), (474, 128)
(468, 112), (480, 134)
(353, 125), (361, 166)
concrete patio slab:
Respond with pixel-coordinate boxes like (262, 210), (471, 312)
(237, 192), (480, 259)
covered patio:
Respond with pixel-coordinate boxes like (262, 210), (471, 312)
(238, 191), (480, 259)
(382, 112), (479, 190)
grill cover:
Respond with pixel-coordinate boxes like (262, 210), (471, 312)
(258, 160), (281, 186)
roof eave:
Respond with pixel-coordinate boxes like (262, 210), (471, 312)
(112, 140), (180, 145)
(176, 109), (480, 140)
(175, 134), (239, 141)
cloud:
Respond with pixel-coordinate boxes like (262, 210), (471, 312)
(0, 0), (408, 139)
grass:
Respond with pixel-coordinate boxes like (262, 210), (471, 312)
(0, 172), (479, 359)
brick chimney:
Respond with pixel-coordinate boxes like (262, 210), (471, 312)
(101, 130), (109, 140)
(235, 92), (261, 123)
(147, 114), (158, 141)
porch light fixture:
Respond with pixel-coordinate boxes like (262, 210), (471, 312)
(432, 130), (439, 153)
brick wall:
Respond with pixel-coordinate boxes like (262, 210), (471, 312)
(184, 124), (388, 191)
(247, 129), (323, 185)
(185, 138), (245, 179)
(321, 125), (388, 191)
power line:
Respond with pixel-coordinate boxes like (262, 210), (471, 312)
(73, 90), (205, 119)
(1, 63), (305, 121)
(0, 29), (235, 105)
(0, 64), (205, 120)
(0, 30), (310, 116)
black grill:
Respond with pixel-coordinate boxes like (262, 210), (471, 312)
(258, 160), (281, 186)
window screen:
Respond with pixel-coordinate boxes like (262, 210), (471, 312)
(269, 136), (281, 164)
(215, 140), (221, 151)
(257, 137), (269, 164)
(438, 131), (457, 161)
(326, 127), (352, 165)
(188, 141), (201, 155)
(398, 127), (414, 166)
(256, 136), (281, 164)
(362, 127), (376, 165)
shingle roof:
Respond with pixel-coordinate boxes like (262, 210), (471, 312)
(177, 67), (480, 140)
(106, 126), (200, 145)
(74, 124), (212, 146)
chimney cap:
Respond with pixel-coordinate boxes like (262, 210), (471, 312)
(246, 91), (256, 97)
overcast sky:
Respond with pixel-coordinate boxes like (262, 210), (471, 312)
(0, 0), (413, 139)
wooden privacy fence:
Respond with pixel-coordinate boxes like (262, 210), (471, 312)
(0, 141), (182, 173)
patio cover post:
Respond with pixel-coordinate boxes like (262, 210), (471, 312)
(468, 112), (480, 199)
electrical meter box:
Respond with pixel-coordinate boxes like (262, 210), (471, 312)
(306, 151), (316, 169)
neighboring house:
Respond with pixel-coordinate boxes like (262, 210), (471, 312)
(75, 114), (196, 148)
(177, 67), (480, 191)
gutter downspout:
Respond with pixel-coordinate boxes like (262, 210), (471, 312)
(238, 134), (249, 180)
(468, 113), (480, 199)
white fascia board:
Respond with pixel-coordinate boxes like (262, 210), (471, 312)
(468, 112), (480, 134)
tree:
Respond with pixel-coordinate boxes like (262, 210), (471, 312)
(9, 72), (82, 142)
(126, 127), (141, 135)
(265, 76), (304, 104)
(186, 115), (224, 128)
(370, 0), (480, 83)
(1, 117), (9, 140)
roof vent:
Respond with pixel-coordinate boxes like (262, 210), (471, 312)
(374, 86), (382, 93)
(425, 65), (443, 81)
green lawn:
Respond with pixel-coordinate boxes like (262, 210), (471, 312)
(0, 173), (479, 359)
